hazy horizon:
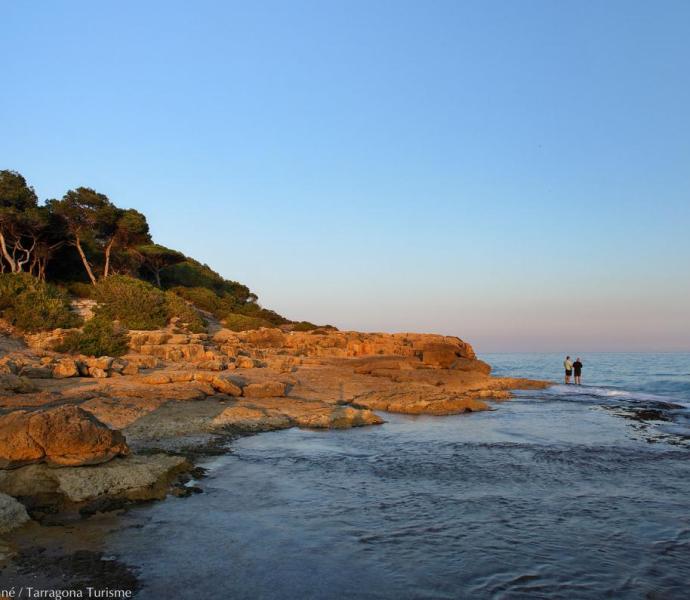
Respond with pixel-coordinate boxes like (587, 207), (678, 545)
(3, 1), (689, 352)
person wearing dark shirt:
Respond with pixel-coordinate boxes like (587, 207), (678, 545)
(573, 358), (583, 385)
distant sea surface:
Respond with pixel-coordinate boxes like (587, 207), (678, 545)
(104, 353), (690, 598)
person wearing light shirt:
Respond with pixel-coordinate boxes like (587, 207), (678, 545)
(564, 356), (573, 384)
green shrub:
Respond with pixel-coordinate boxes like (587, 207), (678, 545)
(161, 260), (253, 301)
(234, 302), (290, 325)
(161, 260), (290, 326)
(57, 315), (129, 357)
(92, 275), (206, 332)
(170, 285), (286, 329)
(222, 313), (272, 331)
(64, 281), (96, 299)
(0, 273), (81, 332)
(95, 275), (168, 330)
(170, 286), (224, 314)
(290, 321), (319, 332)
(165, 292), (206, 333)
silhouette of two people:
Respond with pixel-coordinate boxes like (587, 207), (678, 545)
(563, 356), (583, 385)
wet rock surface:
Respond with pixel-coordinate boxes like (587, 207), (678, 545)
(0, 547), (139, 596)
(0, 454), (189, 508)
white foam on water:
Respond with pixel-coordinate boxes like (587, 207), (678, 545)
(656, 423), (690, 438)
(545, 384), (684, 405)
(548, 384), (630, 398)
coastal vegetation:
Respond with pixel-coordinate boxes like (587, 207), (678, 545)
(0, 272), (79, 332)
(56, 314), (130, 357)
(0, 169), (299, 335)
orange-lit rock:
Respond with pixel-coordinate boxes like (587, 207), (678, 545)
(0, 405), (129, 469)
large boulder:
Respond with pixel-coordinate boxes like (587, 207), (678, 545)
(0, 492), (30, 533)
(0, 454), (189, 505)
(0, 411), (43, 468)
(52, 358), (80, 379)
(0, 406), (130, 469)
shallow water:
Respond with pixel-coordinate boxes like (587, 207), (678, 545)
(99, 352), (690, 599)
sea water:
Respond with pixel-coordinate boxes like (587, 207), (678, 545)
(103, 353), (690, 598)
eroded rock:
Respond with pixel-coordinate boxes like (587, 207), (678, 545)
(0, 454), (189, 505)
(0, 491), (30, 533)
(352, 386), (490, 415)
(210, 375), (243, 396)
(53, 358), (80, 379)
(0, 411), (44, 468)
(212, 399), (383, 432)
(0, 406), (129, 469)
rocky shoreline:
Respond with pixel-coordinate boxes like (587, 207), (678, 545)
(0, 323), (549, 573)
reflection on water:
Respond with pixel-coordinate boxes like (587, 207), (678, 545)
(101, 353), (690, 599)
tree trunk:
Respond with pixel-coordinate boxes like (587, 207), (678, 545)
(75, 236), (97, 285)
(14, 239), (35, 273)
(0, 231), (18, 273)
(103, 238), (115, 278)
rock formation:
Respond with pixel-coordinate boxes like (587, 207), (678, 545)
(0, 491), (30, 533)
(0, 406), (129, 469)
(0, 454), (189, 508)
(0, 324), (549, 530)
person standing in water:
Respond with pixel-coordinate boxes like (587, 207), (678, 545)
(573, 357), (583, 385)
(564, 356), (573, 384)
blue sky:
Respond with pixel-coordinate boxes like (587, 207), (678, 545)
(2, 0), (689, 351)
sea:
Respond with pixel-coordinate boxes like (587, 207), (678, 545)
(12, 353), (690, 598)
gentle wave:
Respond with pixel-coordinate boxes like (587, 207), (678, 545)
(537, 383), (687, 406)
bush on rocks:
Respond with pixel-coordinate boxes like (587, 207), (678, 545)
(56, 315), (129, 357)
(170, 286), (224, 314)
(290, 321), (319, 332)
(95, 275), (168, 329)
(222, 313), (272, 331)
(234, 301), (289, 326)
(0, 273), (81, 332)
(94, 275), (206, 332)
(165, 291), (206, 333)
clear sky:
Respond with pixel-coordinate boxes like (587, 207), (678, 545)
(2, 0), (689, 352)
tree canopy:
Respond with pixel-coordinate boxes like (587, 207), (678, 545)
(0, 169), (286, 325)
